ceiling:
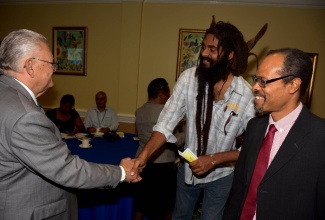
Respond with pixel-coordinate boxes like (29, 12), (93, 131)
(0, 0), (324, 8)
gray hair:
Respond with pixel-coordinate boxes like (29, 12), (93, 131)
(0, 29), (48, 73)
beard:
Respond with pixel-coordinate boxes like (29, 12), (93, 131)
(254, 104), (264, 114)
(196, 54), (230, 85)
(253, 90), (266, 113)
(194, 54), (231, 156)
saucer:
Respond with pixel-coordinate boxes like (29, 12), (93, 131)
(79, 144), (92, 148)
(60, 133), (75, 139)
(91, 132), (104, 137)
(75, 133), (88, 139)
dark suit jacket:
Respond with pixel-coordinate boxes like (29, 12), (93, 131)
(223, 106), (325, 220)
(0, 75), (122, 220)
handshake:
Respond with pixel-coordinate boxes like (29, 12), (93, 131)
(119, 157), (145, 183)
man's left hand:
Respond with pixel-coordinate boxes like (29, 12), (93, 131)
(190, 154), (217, 176)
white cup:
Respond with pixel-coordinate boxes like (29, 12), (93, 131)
(81, 138), (90, 148)
(96, 127), (101, 133)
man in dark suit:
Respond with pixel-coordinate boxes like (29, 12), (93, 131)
(0, 29), (140, 219)
(223, 48), (325, 220)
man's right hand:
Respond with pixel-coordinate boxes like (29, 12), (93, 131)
(120, 158), (142, 183)
(129, 157), (146, 181)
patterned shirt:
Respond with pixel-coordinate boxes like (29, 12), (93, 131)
(153, 67), (256, 185)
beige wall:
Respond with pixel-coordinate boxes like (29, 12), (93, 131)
(0, 2), (324, 119)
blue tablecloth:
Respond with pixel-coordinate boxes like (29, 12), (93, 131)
(66, 133), (139, 220)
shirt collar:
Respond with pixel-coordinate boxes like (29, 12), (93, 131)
(96, 106), (108, 112)
(14, 78), (38, 106)
(269, 102), (303, 132)
(227, 76), (246, 97)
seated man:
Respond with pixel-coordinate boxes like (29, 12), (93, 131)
(84, 91), (119, 133)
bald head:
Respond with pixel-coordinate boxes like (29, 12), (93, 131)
(95, 91), (107, 111)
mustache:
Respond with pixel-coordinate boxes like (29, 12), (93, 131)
(253, 90), (265, 98)
(201, 56), (214, 65)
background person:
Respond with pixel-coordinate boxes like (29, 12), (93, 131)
(0, 29), (140, 220)
(46, 94), (85, 135)
(84, 91), (119, 133)
(131, 16), (265, 220)
(133, 78), (181, 220)
(223, 48), (325, 220)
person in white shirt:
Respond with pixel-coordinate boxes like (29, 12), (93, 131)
(130, 16), (268, 220)
(84, 91), (119, 133)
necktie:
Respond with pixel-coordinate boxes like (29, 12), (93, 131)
(37, 101), (45, 113)
(240, 124), (277, 220)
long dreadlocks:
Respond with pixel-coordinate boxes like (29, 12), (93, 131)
(195, 16), (251, 156)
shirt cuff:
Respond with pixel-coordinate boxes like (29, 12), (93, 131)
(119, 165), (126, 182)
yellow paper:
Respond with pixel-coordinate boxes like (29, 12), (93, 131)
(178, 148), (198, 162)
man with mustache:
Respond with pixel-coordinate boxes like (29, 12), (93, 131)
(223, 48), (325, 220)
(131, 17), (260, 219)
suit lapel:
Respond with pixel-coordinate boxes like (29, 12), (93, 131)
(261, 107), (310, 183)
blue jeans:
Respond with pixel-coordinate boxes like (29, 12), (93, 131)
(172, 162), (234, 220)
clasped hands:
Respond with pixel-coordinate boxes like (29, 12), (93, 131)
(119, 157), (146, 183)
(120, 154), (218, 182)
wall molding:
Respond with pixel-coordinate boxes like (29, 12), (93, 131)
(43, 107), (136, 124)
(77, 109), (135, 123)
(0, 0), (324, 8)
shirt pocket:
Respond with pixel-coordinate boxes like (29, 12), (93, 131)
(214, 110), (241, 136)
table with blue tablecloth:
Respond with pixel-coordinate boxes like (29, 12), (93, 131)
(65, 133), (139, 220)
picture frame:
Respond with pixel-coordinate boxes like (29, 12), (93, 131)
(303, 52), (318, 109)
(52, 27), (87, 76)
(176, 29), (205, 80)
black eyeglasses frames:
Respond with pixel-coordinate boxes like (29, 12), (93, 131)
(251, 75), (295, 88)
(31, 58), (58, 72)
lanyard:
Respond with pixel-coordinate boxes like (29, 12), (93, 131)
(96, 109), (107, 127)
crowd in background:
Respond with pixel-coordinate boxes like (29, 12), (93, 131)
(46, 91), (119, 136)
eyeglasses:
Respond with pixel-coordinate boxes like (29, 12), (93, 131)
(32, 58), (58, 71)
(251, 75), (295, 88)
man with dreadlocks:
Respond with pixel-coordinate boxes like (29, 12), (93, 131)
(131, 17), (266, 220)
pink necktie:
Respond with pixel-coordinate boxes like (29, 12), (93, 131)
(240, 124), (277, 220)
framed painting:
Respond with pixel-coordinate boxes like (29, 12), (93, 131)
(176, 29), (205, 80)
(303, 52), (318, 109)
(52, 27), (87, 76)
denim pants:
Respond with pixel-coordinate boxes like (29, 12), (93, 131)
(172, 162), (234, 220)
